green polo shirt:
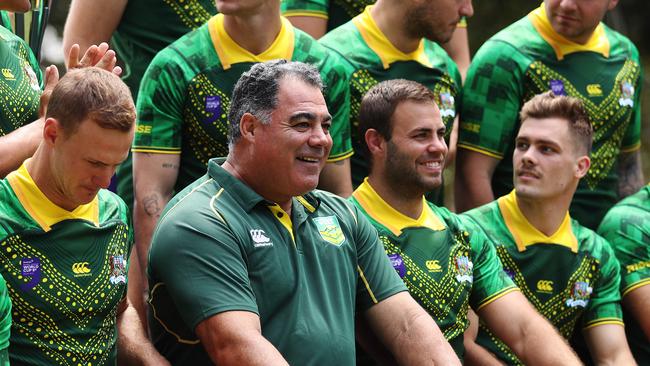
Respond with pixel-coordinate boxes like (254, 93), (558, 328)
(147, 158), (406, 365)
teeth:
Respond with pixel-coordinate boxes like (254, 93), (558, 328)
(423, 161), (441, 168)
(299, 157), (319, 162)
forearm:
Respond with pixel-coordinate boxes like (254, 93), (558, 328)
(617, 150), (644, 198)
(510, 316), (580, 365)
(0, 118), (43, 177)
(318, 159), (353, 197)
(454, 150), (496, 212)
(117, 302), (170, 366)
(463, 338), (503, 366)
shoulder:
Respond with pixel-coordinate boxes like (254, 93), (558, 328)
(574, 221), (618, 263)
(96, 190), (130, 225)
(294, 28), (355, 77)
(603, 24), (640, 61)
(147, 22), (216, 77)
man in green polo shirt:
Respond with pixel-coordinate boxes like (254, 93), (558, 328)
(147, 60), (460, 365)
(352, 79), (581, 365)
(462, 92), (635, 365)
(598, 184), (650, 364)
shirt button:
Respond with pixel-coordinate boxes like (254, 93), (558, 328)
(277, 212), (283, 218)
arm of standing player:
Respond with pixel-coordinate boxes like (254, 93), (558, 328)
(363, 292), (461, 365)
(441, 26), (470, 82)
(616, 150), (644, 199)
(477, 291), (582, 365)
(583, 323), (636, 365)
(454, 149), (499, 212)
(116, 297), (171, 365)
(285, 16), (327, 39)
(463, 309), (503, 366)
(319, 159), (353, 197)
(622, 284), (650, 341)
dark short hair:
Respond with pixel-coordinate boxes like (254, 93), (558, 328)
(46, 67), (135, 135)
(519, 91), (593, 155)
(358, 79), (437, 156)
(227, 60), (323, 148)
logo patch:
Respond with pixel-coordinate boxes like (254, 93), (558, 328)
(72, 262), (91, 277)
(388, 253), (406, 278)
(586, 84), (602, 97)
(313, 216), (345, 246)
(250, 229), (273, 247)
(109, 255), (127, 285)
(426, 260), (442, 273)
(21, 257), (41, 291)
(438, 92), (456, 118)
(1, 68), (15, 80)
(549, 79), (566, 96)
(566, 281), (592, 308)
(205, 95), (222, 115)
(618, 81), (634, 107)
(536, 280), (554, 293)
(454, 255), (473, 283)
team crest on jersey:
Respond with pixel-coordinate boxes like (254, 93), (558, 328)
(438, 92), (456, 118)
(388, 253), (406, 278)
(566, 281), (592, 308)
(20, 257), (41, 291)
(205, 95), (222, 115)
(109, 255), (127, 285)
(23, 62), (40, 91)
(454, 255), (473, 283)
(313, 216), (345, 246)
(618, 81), (634, 107)
(549, 79), (566, 96)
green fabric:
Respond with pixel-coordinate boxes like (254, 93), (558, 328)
(281, 0), (373, 31)
(462, 200), (623, 365)
(319, 19), (462, 190)
(0, 184), (133, 365)
(134, 22), (352, 193)
(0, 26), (42, 136)
(0, 12), (11, 31)
(147, 158), (406, 365)
(113, 0), (218, 211)
(459, 15), (643, 230)
(598, 185), (650, 364)
(350, 193), (515, 362)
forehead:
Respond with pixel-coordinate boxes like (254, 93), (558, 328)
(63, 119), (133, 162)
(518, 117), (571, 143)
(275, 77), (327, 113)
(391, 100), (443, 132)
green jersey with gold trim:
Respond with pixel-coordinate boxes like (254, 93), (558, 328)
(0, 25), (42, 136)
(350, 180), (516, 361)
(281, 0), (373, 31)
(320, 6), (462, 188)
(598, 185), (650, 363)
(459, 5), (642, 230)
(462, 191), (623, 365)
(134, 14), (352, 193)
(0, 163), (133, 366)
(0, 12), (10, 31)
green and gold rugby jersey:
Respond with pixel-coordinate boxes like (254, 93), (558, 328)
(0, 163), (133, 365)
(598, 184), (650, 364)
(459, 5), (642, 230)
(0, 25), (42, 136)
(281, 0), (373, 31)
(350, 180), (516, 361)
(134, 14), (352, 193)
(113, 0), (217, 211)
(462, 191), (623, 365)
(0, 12), (11, 31)
(320, 6), (462, 188)
(147, 158), (405, 365)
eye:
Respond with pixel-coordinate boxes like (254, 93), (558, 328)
(322, 122), (332, 133)
(541, 146), (556, 154)
(515, 141), (529, 150)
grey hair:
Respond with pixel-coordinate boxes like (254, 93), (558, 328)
(227, 60), (324, 149)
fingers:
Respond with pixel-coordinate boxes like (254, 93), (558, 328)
(39, 65), (60, 118)
(66, 44), (81, 69)
(67, 42), (121, 75)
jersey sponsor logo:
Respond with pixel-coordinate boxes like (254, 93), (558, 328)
(549, 79), (566, 96)
(618, 81), (634, 107)
(20, 257), (41, 291)
(23, 62), (40, 91)
(388, 253), (406, 278)
(313, 216), (346, 246)
(626, 260), (650, 273)
(136, 125), (152, 134)
(438, 92), (456, 118)
(1, 68), (15, 80)
(566, 281), (592, 308)
(454, 255), (473, 284)
(109, 255), (127, 285)
(426, 260), (442, 273)
(586, 84), (603, 97)
(461, 122), (480, 133)
(205, 95), (222, 115)
(250, 229), (273, 247)
(72, 262), (92, 276)
(536, 280), (554, 293)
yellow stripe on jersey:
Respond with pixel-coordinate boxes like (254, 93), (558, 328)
(357, 265), (378, 304)
(583, 317), (625, 330)
(268, 204), (295, 244)
(457, 143), (504, 159)
(475, 287), (520, 311)
(622, 278), (650, 297)
(282, 10), (329, 20)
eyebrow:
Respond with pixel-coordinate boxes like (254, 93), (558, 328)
(289, 112), (332, 123)
(516, 136), (561, 147)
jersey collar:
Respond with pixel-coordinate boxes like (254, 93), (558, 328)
(208, 13), (295, 70)
(529, 4), (610, 60)
(497, 190), (578, 253)
(6, 161), (99, 232)
(352, 178), (445, 236)
(352, 5), (431, 69)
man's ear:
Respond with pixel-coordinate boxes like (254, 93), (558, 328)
(42, 118), (61, 147)
(575, 155), (591, 179)
(240, 113), (259, 142)
(365, 129), (386, 156)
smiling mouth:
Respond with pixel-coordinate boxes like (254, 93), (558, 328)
(297, 156), (321, 163)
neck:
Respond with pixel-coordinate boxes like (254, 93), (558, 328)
(367, 173), (423, 220)
(371, 0), (421, 54)
(515, 192), (572, 236)
(223, 5), (283, 55)
(27, 145), (78, 212)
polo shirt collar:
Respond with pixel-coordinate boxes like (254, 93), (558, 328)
(352, 5), (431, 69)
(6, 160), (99, 232)
(208, 13), (295, 70)
(529, 4), (610, 60)
(497, 190), (578, 253)
(351, 178), (445, 236)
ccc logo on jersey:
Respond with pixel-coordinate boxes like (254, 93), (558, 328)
(72, 262), (91, 276)
(586, 84), (603, 97)
(426, 260), (442, 273)
(536, 280), (554, 293)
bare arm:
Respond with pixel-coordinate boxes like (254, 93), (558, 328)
(284, 16), (327, 39)
(195, 311), (289, 365)
(583, 323), (636, 366)
(319, 158), (353, 197)
(623, 284), (650, 340)
(454, 148), (499, 213)
(463, 309), (503, 366)
(116, 298), (170, 366)
(617, 150), (644, 199)
(441, 26), (470, 82)
(478, 291), (581, 365)
(364, 292), (461, 365)
(63, 0), (128, 65)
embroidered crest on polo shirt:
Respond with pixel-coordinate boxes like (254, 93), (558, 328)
(313, 216), (346, 246)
